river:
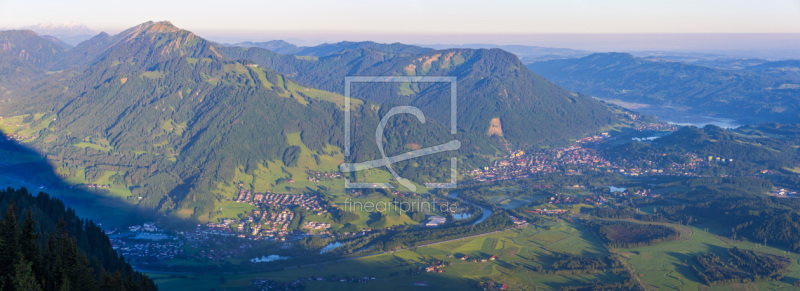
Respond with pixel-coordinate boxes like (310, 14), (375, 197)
(446, 190), (493, 225)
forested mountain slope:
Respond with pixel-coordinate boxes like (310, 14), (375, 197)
(0, 21), (628, 221)
(0, 187), (156, 290)
(222, 45), (625, 147)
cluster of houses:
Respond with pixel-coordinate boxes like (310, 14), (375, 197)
(76, 183), (110, 189)
(224, 188), (331, 239)
(192, 248), (247, 262)
(425, 216), (446, 227)
(547, 193), (607, 205)
(253, 275), (379, 289)
(511, 216), (527, 225)
(576, 132), (610, 143)
(181, 226), (256, 261)
(111, 239), (183, 262)
(481, 282), (508, 290)
(459, 254), (499, 263)
(613, 152), (707, 177)
(303, 221), (332, 231)
(0, 119), (36, 142)
(235, 188), (325, 213)
(771, 188), (799, 197)
(207, 209), (296, 240)
(469, 128), (722, 185)
(251, 279), (304, 291)
(634, 122), (679, 131)
(525, 209), (569, 215)
(108, 220), (269, 265)
(421, 260), (449, 273)
(108, 222), (185, 262)
(306, 170), (343, 182)
(708, 156), (734, 163)
(469, 144), (613, 183)
(128, 222), (159, 232)
(1, 132), (33, 142)
(254, 209), (295, 239)
(632, 188), (655, 197)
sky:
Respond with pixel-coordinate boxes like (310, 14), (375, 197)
(1, 0), (799, 51)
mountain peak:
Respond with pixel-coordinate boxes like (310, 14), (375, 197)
(125, 21), (184, 38)
(92, 21), (221, 67)
(144, 21), (180, 33)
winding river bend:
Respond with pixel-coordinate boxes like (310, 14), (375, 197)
(447, 190), (493, 225)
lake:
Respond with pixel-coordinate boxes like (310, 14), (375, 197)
(609, 186), (627, 193)
(602, 98), (742, 128)
(447, 190), (493, 225)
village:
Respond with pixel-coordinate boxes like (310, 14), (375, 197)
(468, 131), (716, 185)
(208, 188), (330, 240)
(102, 122), (731, 274)
(306, 170), (343, 183)
(108, 221), (262, 264)
(770, 187), (800, 197)
(0, 117), (38, 142)
(252, 275), (378, 291)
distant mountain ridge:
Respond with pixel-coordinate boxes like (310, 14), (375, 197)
(23, 22), (97, 46)
(423, 43), (592, 63)
(744, 60), (800, 82)
(0, 30), (67, 68)
(231, 40), (433, 57)
(529, 52), (800, 124)
(0, 30), (68, 87)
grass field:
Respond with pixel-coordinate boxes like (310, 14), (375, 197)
(0, 113), (55, 140)
(145, 217), (800, 291)
(147, 221), (620, 291)
(619, 221), (800, 290)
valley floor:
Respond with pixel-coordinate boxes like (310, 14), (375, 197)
(146, 218), (800, 290)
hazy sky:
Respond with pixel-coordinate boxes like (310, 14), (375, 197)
(1, 0), (800, 50)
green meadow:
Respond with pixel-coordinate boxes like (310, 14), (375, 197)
(619, 221), (800, 290)
(148, 221), (622, 291)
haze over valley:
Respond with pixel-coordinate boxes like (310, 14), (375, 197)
(1, 1), (799, 290)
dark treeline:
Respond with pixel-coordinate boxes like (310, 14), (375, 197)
(528, 253), (624, 275)
(524, 253), (640, 291)
(586, 220), (680, 248)
(0, 187), (156, 290)
(592, 176), (800, 253)
(693, 247), (790, 286)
